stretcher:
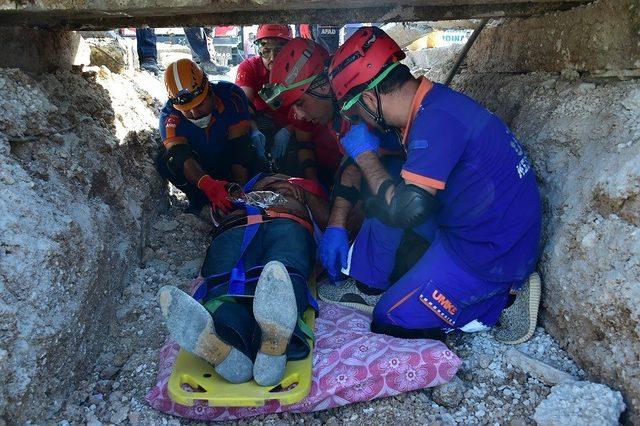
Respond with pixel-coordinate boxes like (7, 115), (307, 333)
(166, 279), (316, 407)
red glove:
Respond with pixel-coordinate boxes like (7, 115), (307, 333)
(197, 175), (232, 213)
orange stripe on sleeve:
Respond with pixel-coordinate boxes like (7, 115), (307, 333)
(401, 170), (445, 190)
(162, 136), (188, 148)
(229, 120), (251, 138)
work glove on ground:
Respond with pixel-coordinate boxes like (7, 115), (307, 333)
(340, 122), (380, 160)
(197, 175), (233, 213)
(250, 129), (267, 158)
(319, 226), (350, 282)
(271, 127), (291, 159)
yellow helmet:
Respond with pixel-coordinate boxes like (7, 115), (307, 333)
(164, 59), (209, 111)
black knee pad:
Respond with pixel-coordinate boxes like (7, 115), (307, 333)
(163, 143), (195, 182)
(230, 133), (258, 170)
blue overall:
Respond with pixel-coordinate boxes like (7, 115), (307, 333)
(348, 80), (542, 333)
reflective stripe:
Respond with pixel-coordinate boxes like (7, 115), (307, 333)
(386, 286), (421, 325)
(284, 46), (313, 86)
(172, 62), (183, 91)
(162, 136), (187, 148)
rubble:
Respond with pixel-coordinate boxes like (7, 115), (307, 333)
(534, 381), (625, 425)
(82, 32), (132, 73)
(450, 67), (640, 422)
(505, 349), (577, 386)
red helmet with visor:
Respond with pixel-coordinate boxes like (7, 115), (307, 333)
(259, 37), (330, 110)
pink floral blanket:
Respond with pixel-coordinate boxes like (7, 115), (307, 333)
(145, 301), (461, 421)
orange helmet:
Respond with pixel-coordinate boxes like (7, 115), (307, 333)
(255, 24), (292, 43)
(164, 59), (209, 111)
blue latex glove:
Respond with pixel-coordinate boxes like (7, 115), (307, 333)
(250, 129), (267, 158)
(271, 127), (291, 159)
(319, 226), (350, 282)
(340, 122), (381, 160)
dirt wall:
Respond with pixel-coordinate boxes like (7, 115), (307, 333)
(466, 0), (640, 75)
(0, 28), (90, 73)
(444, 0), (640, 421)
(0, 66), (164, 422)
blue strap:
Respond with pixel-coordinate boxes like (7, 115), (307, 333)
(192, 282), (208, 303)
(228, 204), (261, 296)
(243, 172), (267, 192)
(199, 263), (319, 313)
(306, 288), (319, 312)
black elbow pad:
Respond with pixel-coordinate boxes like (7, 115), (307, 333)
(389, 182), (437, 229)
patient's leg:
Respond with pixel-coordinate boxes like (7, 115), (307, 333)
(256, 219), (316, 362)
(198, 226), (264, 363)
(259, 219), (315, 312)
(200, 227), (247, 277)
(252, 261), (298, 386)
(158, 285), (254, 383)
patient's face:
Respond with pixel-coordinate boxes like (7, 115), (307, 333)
(291, 89), (334, 126)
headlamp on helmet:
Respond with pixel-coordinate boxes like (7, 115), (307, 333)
(169, 76), (208, 107)
(259, 75), (317, 110)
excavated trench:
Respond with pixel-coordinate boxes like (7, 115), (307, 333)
(0, 0), (638, 424)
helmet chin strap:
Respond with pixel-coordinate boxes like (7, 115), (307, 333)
(357, 86), (394, 132)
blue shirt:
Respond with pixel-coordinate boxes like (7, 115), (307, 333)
(404, 80), (541, 283)
(159, 81), (252, 176)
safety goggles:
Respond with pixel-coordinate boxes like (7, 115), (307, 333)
(259, 75), (317, 109)
(259, 43), (318, 110)
(339, 61), (401, 112)
(169, 77), (208, 106)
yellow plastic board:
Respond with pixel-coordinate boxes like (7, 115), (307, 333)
(167, 282), (316, 407)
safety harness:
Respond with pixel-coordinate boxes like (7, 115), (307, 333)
(191, 173), (320, 343)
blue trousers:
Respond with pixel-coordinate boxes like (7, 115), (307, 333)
(136, 28), (156, 60)
(136, 27), (211, 63)
(371, 234), (512, 332)
(200, 219), (315, 360)
(183, 27), (212, 63)
(349, 219), (516, 333)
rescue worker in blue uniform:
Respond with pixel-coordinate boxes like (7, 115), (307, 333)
(158, 59), (266, 214)
(322, 27), (542, 342)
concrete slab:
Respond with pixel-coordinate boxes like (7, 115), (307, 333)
(0, 0), (591, 29)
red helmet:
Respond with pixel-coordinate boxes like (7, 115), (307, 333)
(328, 26), (405, 106)
(259, 37), (330, 109)
(255, 24), (292, 43)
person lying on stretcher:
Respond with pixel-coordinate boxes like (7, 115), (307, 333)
(158, 173), (329, 386)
